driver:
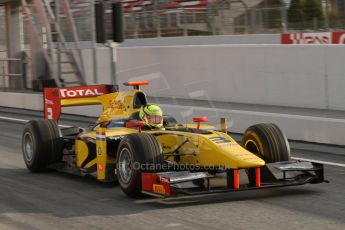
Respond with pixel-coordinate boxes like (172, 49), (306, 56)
(138, 104), (164, 129)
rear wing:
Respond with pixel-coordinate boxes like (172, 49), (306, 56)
(44, 85), (118, 122)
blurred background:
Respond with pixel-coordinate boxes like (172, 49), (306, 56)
(113, 0), (345, 38)
(1, 0), (345, 43)
(1, 0), (345, 90)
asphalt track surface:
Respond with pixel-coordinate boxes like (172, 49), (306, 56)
(0, 108), (344, 230)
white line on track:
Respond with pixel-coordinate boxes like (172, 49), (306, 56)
(0, 115), (344, 168)
(292, 157), (345, 168)
(0, 115), (71, 128)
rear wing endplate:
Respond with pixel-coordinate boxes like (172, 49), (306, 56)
(44, 85), (118, 122)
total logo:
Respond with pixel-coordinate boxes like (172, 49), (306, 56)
(59, 88), (103, 98)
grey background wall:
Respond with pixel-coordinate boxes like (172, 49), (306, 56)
(116, 44), (345, 111)
(80, 47), (113, 85)
(77, 33), (281, 86)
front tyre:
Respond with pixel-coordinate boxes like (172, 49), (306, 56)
(116, 133), (163, 198)
(242, 123), (291, 184)
(241, 123), (290, 163)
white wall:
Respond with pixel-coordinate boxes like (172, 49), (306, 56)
(326, 46), (345, 110)
(116, 44), (345, 111)
(81, 47), (113, 85)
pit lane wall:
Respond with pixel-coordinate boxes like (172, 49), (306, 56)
(116, 44), (345, 111)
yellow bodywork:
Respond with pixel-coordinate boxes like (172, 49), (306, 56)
(97, 90), (144, 123)
(149, 130), (265, 169)
(74, 88), (265, 177)
(96, 127), (107, 180)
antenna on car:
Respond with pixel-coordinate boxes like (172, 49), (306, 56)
(123, 81), (149, 90)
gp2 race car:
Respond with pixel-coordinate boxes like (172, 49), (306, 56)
(22, 81), (326, 198)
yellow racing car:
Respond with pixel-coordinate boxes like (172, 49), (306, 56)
(21, 81), (326, 198)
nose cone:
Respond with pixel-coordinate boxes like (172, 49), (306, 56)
(219, 144), (266, 168)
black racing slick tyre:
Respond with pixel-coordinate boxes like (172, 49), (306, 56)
(22, 120), (63, 172)
(241, 123), (291, 163)
(116, 133), (164, 198)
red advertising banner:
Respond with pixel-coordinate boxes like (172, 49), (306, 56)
(281, 32), (345, 44)
(332, 32), (345, 44)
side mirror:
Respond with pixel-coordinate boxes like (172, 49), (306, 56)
(193, 117), (209, 129)
(125, 121), (145, 133)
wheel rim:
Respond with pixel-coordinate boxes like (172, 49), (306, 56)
(23, 132), (34, 161)
(244, 140), (262, 157)
(118, 147), (132, 184)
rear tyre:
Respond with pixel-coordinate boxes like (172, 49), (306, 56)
(22, 120), (63, 172)
(241, 123), (290, 163)
(116, 133), (163, 198)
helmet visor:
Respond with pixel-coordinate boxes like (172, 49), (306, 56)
(146, 115), (163, 124)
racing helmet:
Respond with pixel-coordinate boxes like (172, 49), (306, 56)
(139, 104), (163, 128)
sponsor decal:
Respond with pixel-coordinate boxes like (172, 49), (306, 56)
(162, 144), (172, 151)
(159, 176), (169, 183)
(59, 88), (103, 98)
(209, 136), (231, 143)
(153, 184), (166, 195)
(97, 146), (102, 156)
(281, 31), (345, 44)
(108, 135), (124, 141)
(47, 108), (53, 120)
(110, 100), (125, 110)
(96, 132), (106, 141)
(219, 143), (239, 148)
(45, 99), (54, 105)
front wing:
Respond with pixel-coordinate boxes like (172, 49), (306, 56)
(141, 161), (326, 198)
